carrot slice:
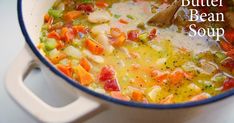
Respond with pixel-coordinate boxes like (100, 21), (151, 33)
(170, 71), (184, 85)
(119, 19), (129, 24)
(110, 28), (122, 38)
(80, 57), (91, 72)
(64, 11), (82, 21)
(131, 90), (144, 102)
(48, 31), (60, 40)
(77, 65), (94, 86)
(44, 14), (53, 24)
(56, 40), (65, 50)
(56, 64), (72, 77)
(96, 1), (109, 8)
(110, 91), (130, 101)
(73, 25), (87, 34)
(50, 53), (67, 64)
(61, 27), (75, 43)
(85, 38), (104, 55)
(110, 28), (126, 47)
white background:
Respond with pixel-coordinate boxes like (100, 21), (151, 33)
(0, 0), (234, 123)
(0, 0), (36, 122)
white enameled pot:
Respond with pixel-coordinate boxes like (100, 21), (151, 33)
(5, 0), (234, 123)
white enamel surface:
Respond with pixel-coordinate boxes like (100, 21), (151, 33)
(22, 0), (54, 45)
(3, 0), (234, 122)
(5, 46), (101, 123)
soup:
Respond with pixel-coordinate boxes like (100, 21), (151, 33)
(38, 0), (234, 104)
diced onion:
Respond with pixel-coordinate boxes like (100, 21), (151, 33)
(64, 46), (82, 59)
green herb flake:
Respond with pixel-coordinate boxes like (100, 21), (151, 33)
(114, 14), (121, 19)
(127, 15), (135, 20)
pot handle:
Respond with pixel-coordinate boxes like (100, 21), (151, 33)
(5, 46), (101, 123)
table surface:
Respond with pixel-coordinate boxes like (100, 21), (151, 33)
(0, 1), (234, 123)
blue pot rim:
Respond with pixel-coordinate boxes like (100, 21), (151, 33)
(17, 0), (234, 109)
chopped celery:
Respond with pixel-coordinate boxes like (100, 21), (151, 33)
(77, 0), (94, 3)
(81, 0), (94, 3)
(48, 9), (63, 18)
(214, 76), (226, 82)
(139, 33), (149, 43)
(45, 38), (57, 51)
(41, 24), (49, 30)
(215, 52), (227, 61)
(127, 15), (135, 20)
(212, 74), (226, 83)
(48, 49), (60, 58)
(59, 59), (69, 66)
(114, 14), (121, 19)
(40, 36), (47, 43)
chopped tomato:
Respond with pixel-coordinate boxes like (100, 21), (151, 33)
(119, 19), (129, 24)
(127, 30), (139, 41)
(222, 58), (234, 71)
(224, 29), (234, 44)
(222, 78), (234, 91)
(227, 49), (234, 58)
(110, 91), (130, 101)
(48, 31), (60, 40)
(104, 79), (120, 91)
(56, 64), (72, 77)
(76, 3), (94, 13)
(76, 65), (94, 86)
(64, 11), (82, 22)
(96, 1), (109, 8)
(219, 40), (234, 52)
(148, 28), (157, 40)
(79, 57), (91, 72)
(99, 66), (115, 82)
(85, 38), (104, 55)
